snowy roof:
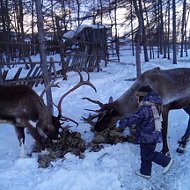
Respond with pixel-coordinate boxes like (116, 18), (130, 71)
(63, 24), (106, 40)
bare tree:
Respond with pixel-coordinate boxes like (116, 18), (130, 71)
(0, 0), (11, 63)
(76, 0), (81, 26)
(35, 0), (53, 113)
(172, 0), (177, 64)
(138, 0), (149, 62)
(132, 0), (143, 77)
(50, 0), (56, 38)
(129, 1), (135, 56)
(113, 0), (120, 62)
(55, 15), (67, 80)
(167, 0), (171, 60)
(143, 1), (153, 59)
(180, 0), (187, 57)
(184, 10), (189, 57)
(98, 0), (103, 24)
(158, 0), (164, 56)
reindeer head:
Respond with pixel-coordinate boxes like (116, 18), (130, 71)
(41, 71), (97, 135)
(83, 85), (139, 132)
(36, 120), (59, 140)
(83, 97), (122, 132)
(94, 105), (120, 132)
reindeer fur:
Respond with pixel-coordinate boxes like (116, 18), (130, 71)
(93, 67), (190, 154)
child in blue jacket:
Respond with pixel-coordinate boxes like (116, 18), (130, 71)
(116, 86), (174, 179)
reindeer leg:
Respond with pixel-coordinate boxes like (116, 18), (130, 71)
(26, 122), (45, 150)
(177, 106), (190, 153)
(14, 126), (28, 158)
(14, 126), (25, 146)
(161, 106), (170, 156)
(16, 119), (46, 151)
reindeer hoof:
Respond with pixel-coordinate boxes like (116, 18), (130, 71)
(164, 151), (170, 157)
(161, 150), (170, 157)
(176, 146), (185, 153)
(19, 152), (32, 158)
(40, 149), (49, 155)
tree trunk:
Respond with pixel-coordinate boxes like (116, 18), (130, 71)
(167, 0), (171, 60)
(114, 0), (120, 62)
(172, 0), (177, 64)
(132, 0), (142, 77)
(184, 10), (189, 57)
(139, 0), (149, 62)
(99, 0), (103, 24)
(180, 0), (186, 57)
(50, 0), (56, 38)
(76, 0), (80, 26)
(143, 1), (152, 59)
(159, 0), (164, 55)
(130, 2), (135, 56)
(35, 0), (53, 113)
(55, 16), (67, 80)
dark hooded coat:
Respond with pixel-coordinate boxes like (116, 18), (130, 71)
(119, 91), (163, 144)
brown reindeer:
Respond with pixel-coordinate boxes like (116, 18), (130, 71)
(0, 71), (96, 156)
(83, 67), (190, 155)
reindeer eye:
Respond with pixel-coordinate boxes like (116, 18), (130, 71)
(43, 128), (48, 133)
(110, 109), (118, 116)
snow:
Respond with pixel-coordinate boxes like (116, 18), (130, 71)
(1, 49), (190, 190)
(63, 24), (105, 40)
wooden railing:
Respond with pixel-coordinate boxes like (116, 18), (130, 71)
(0, 61), (63, 87)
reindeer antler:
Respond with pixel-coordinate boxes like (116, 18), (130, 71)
(57, 71), (97, 120)
(82, 96), (116, 126)
(40, 79), (60, 98)
(82, 97), (104, 126)
(82, 111), (105, 126)
(83, 97), (104, 108)
(60, 115), (79, 126)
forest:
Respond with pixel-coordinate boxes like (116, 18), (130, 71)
(0, 0), (190, 111)
(0, 0), (189, 64)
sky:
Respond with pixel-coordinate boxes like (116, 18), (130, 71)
(0, 47), (190, 190)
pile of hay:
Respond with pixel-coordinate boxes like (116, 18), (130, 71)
(32, 129), (86, 168)
(33, 127), (135, 168)
(89, 127), (135, 152)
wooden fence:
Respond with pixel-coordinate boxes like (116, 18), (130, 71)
(0, 61), (63, 87)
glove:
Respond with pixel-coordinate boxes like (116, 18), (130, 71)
(115, 120), (121, 128)
(115, 119), (126, 129)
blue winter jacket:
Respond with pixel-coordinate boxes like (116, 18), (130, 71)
(118, 91), (163, 144)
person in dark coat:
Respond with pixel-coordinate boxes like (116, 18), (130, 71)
(116, 85), (174, 179)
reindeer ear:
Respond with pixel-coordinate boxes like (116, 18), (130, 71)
(108, 96), (114, 103)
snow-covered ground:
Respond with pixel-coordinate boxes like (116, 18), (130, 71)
(0, 49), (190, 190)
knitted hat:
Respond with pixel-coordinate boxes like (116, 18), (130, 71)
(135, 86), (153, 97)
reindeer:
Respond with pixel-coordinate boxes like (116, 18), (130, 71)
(83, 67), (190, 155)
(0, 71), (96, 156)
